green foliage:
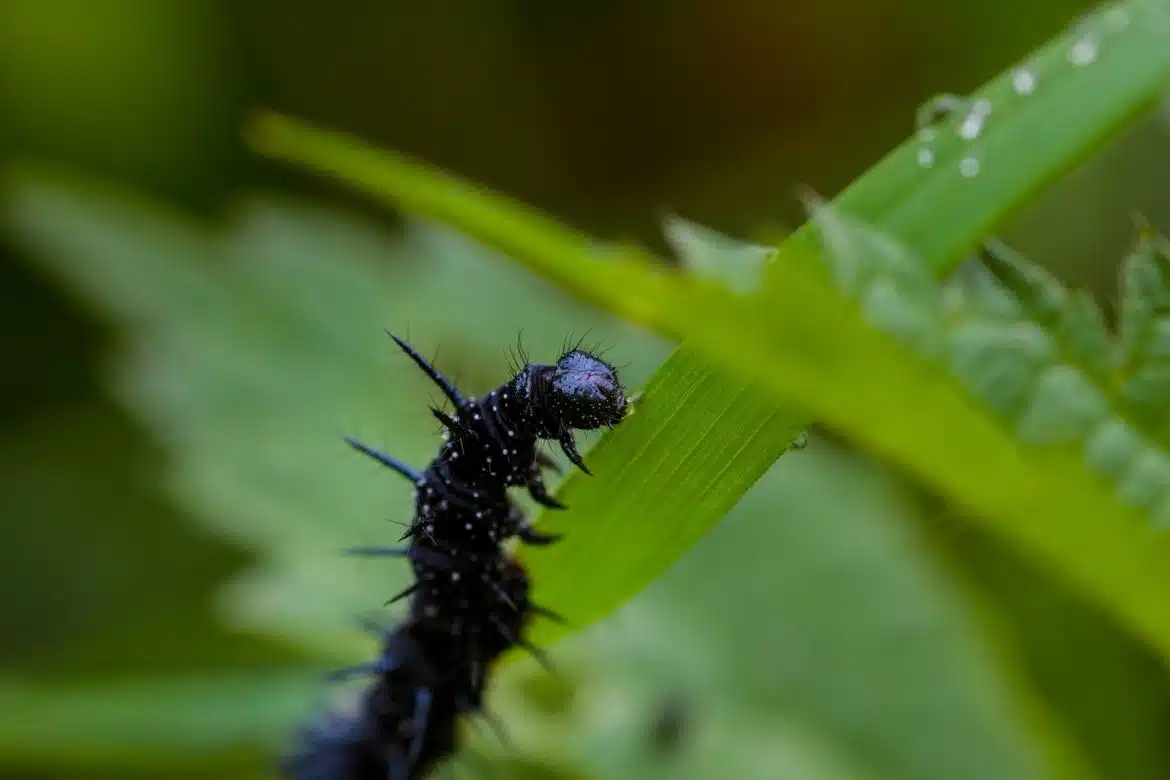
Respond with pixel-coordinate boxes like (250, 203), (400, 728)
(3, 180), (1062, 780)
(248, 0), (1170, 659)
(7, 1), (1170, 779)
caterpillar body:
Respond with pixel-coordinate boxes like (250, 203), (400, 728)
(282, 333), (629, 780)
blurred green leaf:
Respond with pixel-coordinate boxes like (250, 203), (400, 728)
(0, 669), (316, 768)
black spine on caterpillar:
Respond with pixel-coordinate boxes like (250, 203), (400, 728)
(281, 334), (629, 780)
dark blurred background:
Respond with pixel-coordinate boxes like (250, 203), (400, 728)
(6, 1), (1170, 779)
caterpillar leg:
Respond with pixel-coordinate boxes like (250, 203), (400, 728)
(557, 431), (590, 475)
(525, 469), (566, 510)
(534, 451), (562, 474)
(517, 523), (561, 547)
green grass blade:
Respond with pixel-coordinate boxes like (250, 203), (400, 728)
(247, 0), (1170, 648)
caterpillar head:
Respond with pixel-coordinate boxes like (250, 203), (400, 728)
(547, 349), (627, 430)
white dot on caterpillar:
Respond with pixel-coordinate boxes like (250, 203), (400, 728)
(1011, 67), (1037, 95)
(959, 156), (980, 177)
(465, 523), (472, 530)
(440, 500), (449, 509)
(503, 393), (508, 399)
(475, 511), (483, 518)
(451, 572), (460, 582)
(473, 413), (481, 420)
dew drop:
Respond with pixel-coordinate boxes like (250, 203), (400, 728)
(1011, 67), (1037, 95)
(1068, 36), (1099, 66)
(917, 147), (935, 168)
(915, 93), (968, 132)
(957, 99), (991, 140)
(959, 156), (980, 177)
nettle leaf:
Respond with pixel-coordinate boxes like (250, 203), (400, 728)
(813, 201), (1170, 531)
(1118, 229), (1170, 435)
(941, 262), (1025, 322)
(662, 214), (774, 294)
(981, 241), (1114, 377)
(965, 235), (1170, 519)
(807, 193), (947, 358)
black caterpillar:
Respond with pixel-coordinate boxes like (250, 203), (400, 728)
(281, 334), (629, 780)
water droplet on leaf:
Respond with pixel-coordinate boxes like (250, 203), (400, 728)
(1011, 68), (1037, 95)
